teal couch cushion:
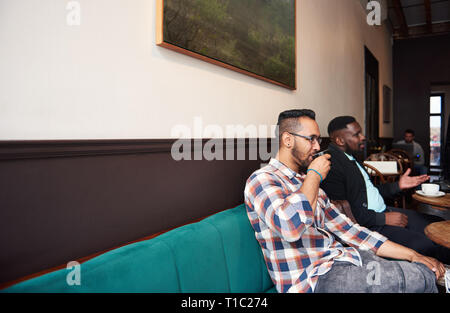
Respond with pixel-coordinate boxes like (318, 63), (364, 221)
(80, 240), (181, 292)
(4, 239), (180, 293)
(3, 204), (274, 293)
(157, 221), (231, 292)
(202, 206), (272, 292)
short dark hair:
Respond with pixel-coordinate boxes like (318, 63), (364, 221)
(277, 109), (316, 125)
(404, 129), (415, 136)
(327, 116), (356, 136)
(277, 109), (316, 139)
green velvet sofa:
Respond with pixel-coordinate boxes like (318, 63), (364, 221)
(2, 204), (276, 293)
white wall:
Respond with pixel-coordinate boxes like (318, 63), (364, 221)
(0, 0), (393, 140)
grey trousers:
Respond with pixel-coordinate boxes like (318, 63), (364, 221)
(314, 250), (437, 293)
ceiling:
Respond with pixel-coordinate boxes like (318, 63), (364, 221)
(387, 0), (450, 39)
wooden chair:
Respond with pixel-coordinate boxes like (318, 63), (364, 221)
(363, 161), (406, 209)
(365, 152), (403, 176)
(388, 148), (417, 208)
(330, 200), (357, 224)
(388, 148), (411, 160)
(362, 162), (387, 185)
(387, 148), (413, 173)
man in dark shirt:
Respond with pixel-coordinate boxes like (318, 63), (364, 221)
(321, 116), (450, 265)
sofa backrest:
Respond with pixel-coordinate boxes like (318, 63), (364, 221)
(2, 204), (274, 293)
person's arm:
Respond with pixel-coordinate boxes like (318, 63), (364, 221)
(323, 201), (445, 280)
(398, 168), (429, 190)
(300, 154), (331, 214)
(384, 211), (408, 227)
(299, 173), (320, 215)
(324, 199), (387, 252)
(372, 179), (409, 227)
(321, 160), (386, 228)
(376, 240), (445, 279)
(375, 168), (428, 228)
(244, 172), (315, 242)
(375, 181), (401, 198)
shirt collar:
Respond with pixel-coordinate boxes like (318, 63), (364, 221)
(269, 158), (303, 179)
(344, 152), (355, 161)
(329, 143), (358, 161)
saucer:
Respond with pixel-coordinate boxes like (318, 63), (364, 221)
(415, 190), (445, 197)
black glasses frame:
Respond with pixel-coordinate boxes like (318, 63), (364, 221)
(288, 132), (322, 145)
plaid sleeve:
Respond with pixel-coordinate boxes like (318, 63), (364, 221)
(244, 172), (314, 242)
(323, 197), (387, 253)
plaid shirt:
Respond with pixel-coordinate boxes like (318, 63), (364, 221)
(244, 158), (387, 293)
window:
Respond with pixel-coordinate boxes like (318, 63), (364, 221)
(429, 95), (444, 167)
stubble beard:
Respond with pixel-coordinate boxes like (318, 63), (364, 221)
(291, 146), (311, 174)
(344, 142), (361, 155)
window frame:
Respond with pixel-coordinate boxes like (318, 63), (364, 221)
(429, 93), (445, 169)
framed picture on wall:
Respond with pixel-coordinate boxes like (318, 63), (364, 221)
(383, 85), (391, 123)
(156, 0), (296, 90)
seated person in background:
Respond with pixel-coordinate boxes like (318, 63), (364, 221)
(244, 109), (443, 293)
(321, 116), (450, 265)
(396, 129), (427, 175)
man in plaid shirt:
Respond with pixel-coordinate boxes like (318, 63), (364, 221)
(244, 109), (444, 293)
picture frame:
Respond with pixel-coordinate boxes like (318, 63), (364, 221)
(156, 0), (296, 90)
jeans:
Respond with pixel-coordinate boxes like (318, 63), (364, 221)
(314, 250), (437, 293)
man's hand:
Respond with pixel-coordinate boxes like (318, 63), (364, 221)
(385, 212), (408, 227)
(377, 240), (445, 280)
(398, 168), (429, 190)
(301, 154), (331, 213)
(308, 154), (331, 181)
(411, 253), (445, 280)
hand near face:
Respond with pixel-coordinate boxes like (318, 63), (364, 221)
(398, 168), (429, 190)
(308, 154), (331, 181)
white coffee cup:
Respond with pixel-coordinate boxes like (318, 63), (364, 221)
(421, 183), (439, 195)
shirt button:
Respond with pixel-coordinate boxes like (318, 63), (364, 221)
(363, 203), (367, 208)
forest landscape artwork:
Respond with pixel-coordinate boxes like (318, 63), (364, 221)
(157, 0), (296, 89)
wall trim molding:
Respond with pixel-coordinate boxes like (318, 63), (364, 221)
(0, 138), (338, 161)
(0, 138), (277, 160)
(0, 139), (175, 160)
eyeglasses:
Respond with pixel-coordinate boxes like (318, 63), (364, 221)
(288, 132), (322, 145)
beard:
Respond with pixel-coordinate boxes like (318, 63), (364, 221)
(344, 146), (357, 155)
(291, 145), (311, 174)
(344, 142), (363, 155)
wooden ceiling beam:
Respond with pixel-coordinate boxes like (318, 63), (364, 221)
(393, 0), (409, 36)
(393, 21), (450, 40)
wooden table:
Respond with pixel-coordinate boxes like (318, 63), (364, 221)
(424, 220), (450, 248)
(412, 192), (450, 211)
